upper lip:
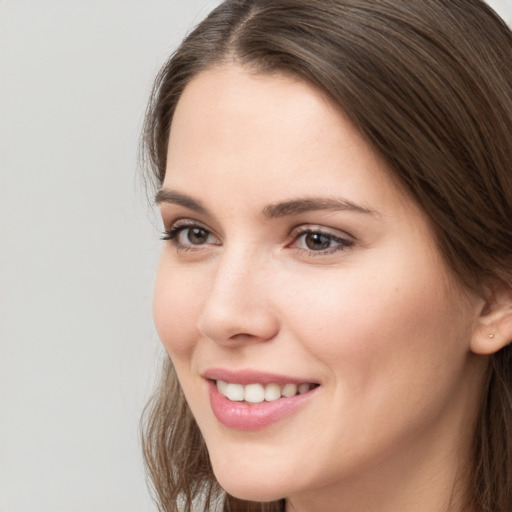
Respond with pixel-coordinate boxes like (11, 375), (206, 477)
(202, 368), (319, 386)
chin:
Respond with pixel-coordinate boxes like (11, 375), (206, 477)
(219, 482), (285, 503)
(212, 463), (289, 503)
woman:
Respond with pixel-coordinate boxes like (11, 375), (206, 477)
(141, 1), (512, 511)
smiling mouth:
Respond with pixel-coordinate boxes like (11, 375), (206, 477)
(215, 380), (319, 404)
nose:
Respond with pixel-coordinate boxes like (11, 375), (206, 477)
(196, 249), (280, 346)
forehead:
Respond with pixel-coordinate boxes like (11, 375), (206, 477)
(168, 65), (346, 161)
(164, 64), (409, 219)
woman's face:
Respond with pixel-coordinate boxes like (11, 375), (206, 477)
(154, 65), (486, 508)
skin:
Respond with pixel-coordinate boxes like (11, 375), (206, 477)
(153, 64), (491, 512)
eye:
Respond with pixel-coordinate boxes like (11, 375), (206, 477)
(302, 232), (336, 251)
(289, 227), (354, 255)
(178, 226), (211, 245)
(161, 221), (219, 249)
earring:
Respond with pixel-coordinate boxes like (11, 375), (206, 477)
(488, 333), (495, 339)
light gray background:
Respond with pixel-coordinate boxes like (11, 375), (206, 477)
(0, 1), (510, 512)
(0, 1), (220, 511)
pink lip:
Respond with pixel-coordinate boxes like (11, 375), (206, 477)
(204, 368), (319, 431)
(203, 368), (318, 386)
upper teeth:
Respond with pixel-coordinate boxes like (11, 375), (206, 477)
(216, 380), (314, 403)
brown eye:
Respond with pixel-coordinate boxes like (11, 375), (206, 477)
(304, 232), (332, 251)
(186, 227), (210, 245)
(289, 227), (354, 255)
(161, 222), (219, 248)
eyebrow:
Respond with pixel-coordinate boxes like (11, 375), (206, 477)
(262, 197), (377, 218)
(155, 189), (377, 218)
(155, 189), (208, 214)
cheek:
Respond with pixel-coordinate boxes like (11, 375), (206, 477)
(153, 258), (205, 359)
(279, 255), (468, 390)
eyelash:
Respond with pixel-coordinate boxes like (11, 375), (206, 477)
(161, 220), (218, 250)
(161, 221), (354, 256)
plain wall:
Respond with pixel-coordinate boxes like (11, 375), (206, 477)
(488, 0), (512, 23)
(0, 1), (510, 512)
(0, 1), (220, 511)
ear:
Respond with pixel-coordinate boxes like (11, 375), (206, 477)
(471, 280), (512, 355)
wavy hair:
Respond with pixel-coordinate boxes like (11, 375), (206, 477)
(141, 1), (512, 510)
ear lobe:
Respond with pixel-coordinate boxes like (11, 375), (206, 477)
(470, 281), (512, 355)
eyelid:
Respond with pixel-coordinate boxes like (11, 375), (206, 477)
(288, 224), (354, 242)
(164, 217), (209, 231)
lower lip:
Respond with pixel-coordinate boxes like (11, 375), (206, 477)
(208, 380), (318, 431)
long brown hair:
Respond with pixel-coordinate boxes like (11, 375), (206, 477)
(141, 1), (512, 511)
